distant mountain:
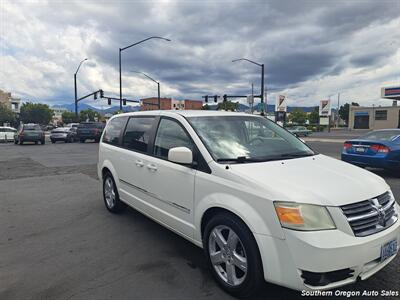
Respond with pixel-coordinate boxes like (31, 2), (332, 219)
(51, 103), (140, 114)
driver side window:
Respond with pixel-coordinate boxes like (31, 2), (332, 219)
(153, 118), (194, 160)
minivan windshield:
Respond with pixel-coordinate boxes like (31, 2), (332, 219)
(187, 115), (315, 163)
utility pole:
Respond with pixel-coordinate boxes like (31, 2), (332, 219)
(251, 83), (254, 114)
(261, 64), (265, 116)
(74, 58), (88, 117)
(337, 93), (340, 128)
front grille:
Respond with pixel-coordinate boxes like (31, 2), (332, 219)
(341, 192), (398, 237)
(301, 268), (354, 286)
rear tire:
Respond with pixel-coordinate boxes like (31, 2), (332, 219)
(41, 139), (45, 145)
(103, 172), (125, 213)
(14, 139), (18, 144)
(51, 139), (55, 144)
(203, 212), (264, 298)
(35, 141), (38, 145)
(80, 139), (85, 143)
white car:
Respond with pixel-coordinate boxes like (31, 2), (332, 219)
(97, 111), (399, 297)
(0, 126), (17, 142)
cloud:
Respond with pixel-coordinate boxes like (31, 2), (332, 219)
(1, 0), (399, 109)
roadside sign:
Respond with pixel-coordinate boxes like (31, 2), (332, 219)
(381, 86), (400, 100)
(247, 95), (254, 104)
(319, 116), (329, 125)
(319, 100), (331, 116)
(275, 95), (287, 112)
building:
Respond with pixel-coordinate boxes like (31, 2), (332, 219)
(0, 89), (21, 113)
(348, 86), (400, 130)
(51, 106), (69, 125)
(349, 104), (400, 130)
(140, 97), (203, 111)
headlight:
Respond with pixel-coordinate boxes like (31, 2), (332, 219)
(274, 202), (336, 231)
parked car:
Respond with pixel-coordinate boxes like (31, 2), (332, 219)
(98, 111), (399, 297)
(65, 123), (79, 128)
(77, 122), (105, 143)
(287, 126), (312, 137)
(50, 127), (77, 143)
(14, 123), (45, 145)
(341, 129), (400, 170)
(0, 126), (17, 142)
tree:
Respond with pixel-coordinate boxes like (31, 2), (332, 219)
(217, 101), (238, 111)
(308, 106), (319, 124)
(202, 104), (210, 110)
(339, 102), (359, 125)
(62, 111), (79, 124)
(79, 109), (101, 122)
(20, 102), (53, 125)
(289, 108), (307, 124)
(0, 103), (16, 126)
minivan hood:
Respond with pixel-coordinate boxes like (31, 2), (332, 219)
(229, 154), (389, 206)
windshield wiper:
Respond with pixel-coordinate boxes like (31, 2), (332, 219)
(279, 152), (315, 159)
(216, 156), (266, 163)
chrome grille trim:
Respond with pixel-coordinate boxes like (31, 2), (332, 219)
(341, 192), (398, 237)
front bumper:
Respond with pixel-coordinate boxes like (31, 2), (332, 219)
(254, 204), (400, 291)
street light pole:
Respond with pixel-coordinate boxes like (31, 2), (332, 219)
(157, 81), (160, 109)
(74, 58), (88, 116)
(119, 49), (122, 110)
(130, 70), (161, 109)
(232, 58), (265, 116)
(119, 36), (170, 111)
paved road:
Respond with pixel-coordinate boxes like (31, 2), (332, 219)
(0, 142), (399, 300)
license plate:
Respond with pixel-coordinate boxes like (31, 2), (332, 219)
(380, 239), (398, 262)
(355, 147), (365, 153)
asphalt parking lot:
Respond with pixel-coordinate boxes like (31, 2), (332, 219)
(0, 139), (399, 300)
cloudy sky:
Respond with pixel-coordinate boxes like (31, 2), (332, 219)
(1, 0), (399, 108)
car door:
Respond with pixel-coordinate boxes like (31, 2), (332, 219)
(137, 117), (197, 238)
(115, 116), (158, 211)
(0, 128), (5, 141)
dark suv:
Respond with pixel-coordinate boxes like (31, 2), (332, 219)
(77, 122), (105, 143)
(14, 123), (45, 145)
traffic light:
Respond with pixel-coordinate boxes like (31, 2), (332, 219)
(94, 92), (97, 100)
(123, 99), (126, 106)
(223, 94), (227, 102)
(100, 89), (104, 98)
(214, 95), (218, 103)
(107, 98), (111, 105)
(205, 95), (208, 103)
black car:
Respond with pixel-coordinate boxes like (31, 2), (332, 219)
(14, 123), (45, 145)
(50, 127), (77, 143)
(77, 122), (105, 143)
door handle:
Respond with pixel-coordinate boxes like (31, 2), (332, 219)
(147, 164), (158, 171)
(135, 160), (144, 167)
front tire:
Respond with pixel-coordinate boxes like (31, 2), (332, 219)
(203, 212), (264, 298)
(103, 172), (125, 213)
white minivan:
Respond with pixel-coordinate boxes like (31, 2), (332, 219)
(98, 110), (399, 297)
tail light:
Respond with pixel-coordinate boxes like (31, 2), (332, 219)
(370, 144), (390, 153)
(343, 142), (352, 150)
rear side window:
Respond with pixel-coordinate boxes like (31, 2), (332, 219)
(24, 125), (41, 131)
(122, 117), (155, 152)
(103, 117), (127, 146)
(153, 118), (194, 159)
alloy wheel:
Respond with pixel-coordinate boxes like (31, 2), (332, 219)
(208, 225), (248, 286)
(104, 177), (116, 209)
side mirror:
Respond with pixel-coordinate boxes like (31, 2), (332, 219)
(168, 147), (193, 165)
